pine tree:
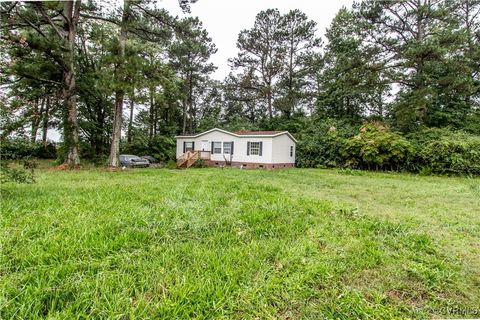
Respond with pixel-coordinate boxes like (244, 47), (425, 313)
(317, 7), (389, 122)
(230, 9), (285, 119)
(357, 0), (479, 131)
(275, 9), (321, 117)
(169, 17), (217, 134)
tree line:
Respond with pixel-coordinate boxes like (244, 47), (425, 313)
(1, 0), (479, 170)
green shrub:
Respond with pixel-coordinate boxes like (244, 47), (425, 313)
(341, 123), (414, 171)
(296, 118), (357, 168)
(0, 138), (57, 160)
(408, 128), (480, 175)
(165, 160), (177, 169)
(0, 158), (36, 183)
(296, 120), (480, 175)
(77, 141), (108, 165)
(191, 159), (206, 168)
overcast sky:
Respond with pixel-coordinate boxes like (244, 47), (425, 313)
(160, 0), (355, 80)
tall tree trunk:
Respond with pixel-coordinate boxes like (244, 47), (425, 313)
(127, 88), (134, 143)
(188, 72), (194, 133)
(463, 0), (476, 107)
(108, 0), (130, 167)
(63, 0), (81, 167)
(414, 1), (427, 123)
(31, 97), (43, 143)
(182, 95), (187, 135)
(153, 94), (157, 136)
(149, 85), (154, 140)
(192, 100), (197, 132)
(267, 87), (273, 119)
(42, 96), (50, 147)
(97, 105), (106, 155)
(266, 74), (273, 119)
(109, 91), (123, 167)
(287, 33), (294, 117)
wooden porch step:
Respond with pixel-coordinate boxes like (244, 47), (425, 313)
(176, 150), (211, 168)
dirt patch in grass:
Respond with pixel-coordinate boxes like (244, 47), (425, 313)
(50, 164), (82, 170)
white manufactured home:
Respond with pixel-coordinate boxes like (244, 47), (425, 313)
(175, 128), (296, 169)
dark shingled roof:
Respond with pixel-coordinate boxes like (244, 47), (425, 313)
(175, 128), (297, 142)
(234, 130), (284, 135)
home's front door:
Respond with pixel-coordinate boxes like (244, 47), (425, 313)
(201, 140), (209, 151)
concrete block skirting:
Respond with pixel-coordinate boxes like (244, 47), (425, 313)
(204, 160), (294, 169)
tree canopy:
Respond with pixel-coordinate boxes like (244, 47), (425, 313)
(1, 0), (479, 168)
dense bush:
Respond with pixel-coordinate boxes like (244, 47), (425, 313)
(296, 120), (480, 175)
(0, 139), (57, 160)
(0, 163), (35, 183)
(408, 129), (480, 175)
(341, 123), (413, 171)
(295, 118), (357, 168)
(0, 155), (37, 184)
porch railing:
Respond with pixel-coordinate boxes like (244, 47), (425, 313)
(177, 150), (211, 168)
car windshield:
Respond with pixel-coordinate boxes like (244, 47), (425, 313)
(122, 155), (141, 161)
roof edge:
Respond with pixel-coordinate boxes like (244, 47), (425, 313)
(175, 128), (297, 142)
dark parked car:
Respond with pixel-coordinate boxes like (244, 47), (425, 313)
(140, 155), (158, 164)
(119, 155), (150, 168)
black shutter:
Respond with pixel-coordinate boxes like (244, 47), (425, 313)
(231, 141), (234, 155)
(247, 141), (250, 155)
(211, 141), (214, 154)
(192, 141), (195, 151)
(183, 141), (186, 153)
(259, 142), (263, 156)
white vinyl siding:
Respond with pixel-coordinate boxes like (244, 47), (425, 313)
(176, 129), (295, 164)
(270, 134), (296, 164)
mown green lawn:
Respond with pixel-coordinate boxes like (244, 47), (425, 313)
(1, 168), (479, 319)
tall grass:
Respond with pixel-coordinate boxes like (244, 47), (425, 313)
(1, 168), (479, 319)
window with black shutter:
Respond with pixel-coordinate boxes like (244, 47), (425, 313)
(212, 141), (222, 154)
(223, 142), (233, 154)
(249, 142), (261, 155)
(184, 141), (194, 152)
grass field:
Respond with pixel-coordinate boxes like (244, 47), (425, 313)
(1, 168), (479, 319)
